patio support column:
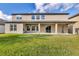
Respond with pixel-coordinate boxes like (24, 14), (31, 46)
(73, 26), (75, 34)
(38, 23), (40, 33)
(55, 23), (58, 34)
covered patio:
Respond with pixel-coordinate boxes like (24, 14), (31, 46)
(23, 21), (76, 34)
(5, 21), (76, 34)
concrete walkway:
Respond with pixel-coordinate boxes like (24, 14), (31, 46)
(24, 33), (73, 35)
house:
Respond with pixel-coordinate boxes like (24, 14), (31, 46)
(69, 14), (79, 34)
(0, 19), (5, 33)
(4, 13), (76, 34)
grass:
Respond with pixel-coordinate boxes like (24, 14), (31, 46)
(0, 34), (79, 56)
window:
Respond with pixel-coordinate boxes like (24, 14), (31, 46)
(36, 15), (40, 19)
(32, 25), (38, 32)
(27, 26), (30, 31)
(32, 26), (36, 31)
(41, 15), (45, 19)
(32, 15), (45, 20)
(36, 26), (38, 31)
(10, 24), (17, 31)
(10, 24), (13, 31)
(32, 15), (35, 20)
(14, 24), (17, 31)
(16, 15), (22, 20)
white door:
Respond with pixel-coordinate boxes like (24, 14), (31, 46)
(0, 25), (5, 33)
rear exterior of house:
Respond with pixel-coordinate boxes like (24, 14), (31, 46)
(4, 13), (76, 34)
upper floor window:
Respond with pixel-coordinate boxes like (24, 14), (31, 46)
(32, 15), (35, 20)
(41, 15), (45, 19)
(36, 15), (40, 20)
(32, 15), (45, 21)
(16, 15), (22, 20)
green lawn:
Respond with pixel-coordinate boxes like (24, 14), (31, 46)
(0, 34), (79, 56)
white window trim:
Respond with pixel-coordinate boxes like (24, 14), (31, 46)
(16, 15), (22, 21)
(26, 25), (31, 32)
(32, 15), (45, 21)
(40, 15), (45, 20)
(26, 25), (38, 32)
(31, 25), (38, 32)
(10, 24), (17, 31)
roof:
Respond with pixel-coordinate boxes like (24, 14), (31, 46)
(69, 13), (79, 19)
(12, 13), (69, 15)
(5, 20), (76, 24)
(0, 19), (6, 25)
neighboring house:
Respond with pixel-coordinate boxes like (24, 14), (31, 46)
(4, 13), (76, 34)
(0, 19), (6, 33)
(69, 14), (79, 34)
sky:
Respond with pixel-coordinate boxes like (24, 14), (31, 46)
(0, 3), (79, 20)
(0, 3), (36, 14)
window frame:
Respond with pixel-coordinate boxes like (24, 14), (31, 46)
(32, 15), (35, 20)
(32, 15), (45, 21)
(31, 25), (38, 32)
(36, 15), (40, 20)
(41, 15), (45, 20)
(10, 24), (17, 31)
(14, 24), (17, 31)
(26, 25), (30, 31)
(32, 25), (36, 31)
(16, 15), (22, 20)
(10, 24), (13, 31)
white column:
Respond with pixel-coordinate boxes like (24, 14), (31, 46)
(38, 23), (40, 33)
(73, 26), (75, 34)
(30, 25), (32, 32)
(55, 23), (58, 34)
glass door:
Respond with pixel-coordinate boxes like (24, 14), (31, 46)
(46, 26), (51, 33)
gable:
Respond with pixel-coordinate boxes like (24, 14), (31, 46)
(69, 14), (79, 21)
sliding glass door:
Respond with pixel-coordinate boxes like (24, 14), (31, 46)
(26, 25), (38, 33)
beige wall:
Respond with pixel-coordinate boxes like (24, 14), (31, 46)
(40, 24), (45, 33)
(5, 23), (68, 34)
(69, 16), (79, 34)
(12, 15), (32, 21)
(40, 24), (55, 33)
(70, 16), (79, 28)
(40, 23), (68, 33)
(45, 15), (68, 21)
(12, 15), (69, 21)
(5, 23), (23, 34)
(57, 24), (68, 33)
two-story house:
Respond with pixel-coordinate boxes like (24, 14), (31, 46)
(4, 13), (76, 34)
